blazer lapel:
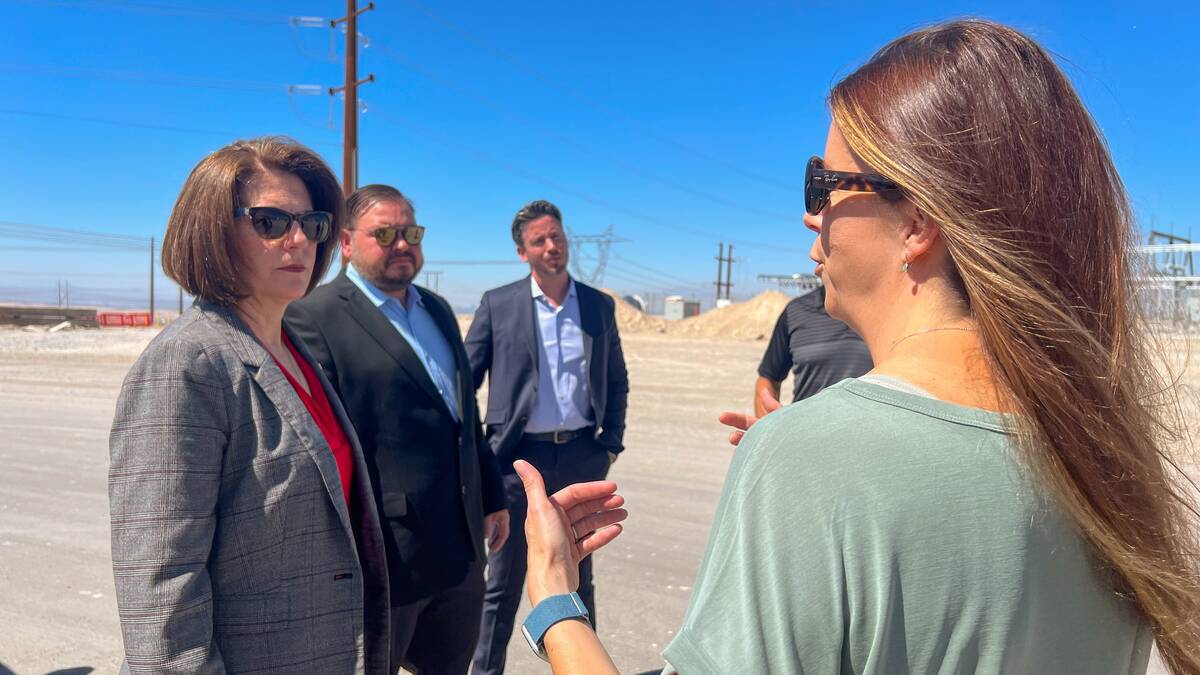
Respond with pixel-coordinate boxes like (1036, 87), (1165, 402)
(198, 302), (356, 539)
(335, 275), (455, 420)
(519, 276), (539, 377)
(577, 284), (603, 407)
(421, 292), (473, 423)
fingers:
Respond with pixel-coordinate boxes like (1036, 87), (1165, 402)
(717, 411), (756, 431)
(490, 519), (510, 552)
(487, 511), (511, 552)
(576, 523), (623, 558)
(570, 508), (628, 541)
(565, 494), (625, 524)
(758, 387), (782, 413)
(728, 430), (745, 446)
(514, 459), (549, 507)
(548, 479), (619, 512)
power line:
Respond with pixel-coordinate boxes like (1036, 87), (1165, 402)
(0, 107), (241, 139)
(0, 269), (154, 278)
(610, 254), (704, 286)
(0, 221), (148, 249)
(0, 221), (529, 267)
(0, 61), (301, 93)
(604, 267), (699, 291)
(424, 259), (522, 266)
(6, 0), (289, 23)
(367, 39), (803, 225)
(394, 0), (802, 193)
(606, 261), (702, 290)
(366, 105), (806, 253)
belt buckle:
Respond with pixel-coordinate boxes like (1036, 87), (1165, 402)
(553, 429), (567, 444)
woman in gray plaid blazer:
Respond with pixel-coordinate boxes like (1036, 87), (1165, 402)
(109, 137), (390, 674)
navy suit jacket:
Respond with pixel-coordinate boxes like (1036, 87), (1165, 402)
(465, 276), (629, 467)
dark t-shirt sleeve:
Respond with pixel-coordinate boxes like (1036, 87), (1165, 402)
(757, 309), (792, 381)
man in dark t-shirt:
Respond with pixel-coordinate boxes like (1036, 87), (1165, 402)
(755, 286), (873, 415)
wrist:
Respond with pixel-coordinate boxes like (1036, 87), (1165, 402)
(527, 572), (573, 606)
(522, 591), (591, 662)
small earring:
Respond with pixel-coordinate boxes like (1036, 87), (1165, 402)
(901, 258), (910, 273)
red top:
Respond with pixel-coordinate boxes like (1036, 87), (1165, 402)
(272, 333), (354, 509)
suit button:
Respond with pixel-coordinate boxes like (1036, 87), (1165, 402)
(461, 485), (467, 496)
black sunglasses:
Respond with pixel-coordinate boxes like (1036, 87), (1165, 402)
(804, 156), (902, 215)
(359, 225), (426, 247)
(234, 206), (333, 243)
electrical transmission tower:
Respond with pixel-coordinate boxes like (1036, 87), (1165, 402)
(566, 225), (630, 286)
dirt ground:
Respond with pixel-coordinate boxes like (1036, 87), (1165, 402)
(0, 326), (1193, 674)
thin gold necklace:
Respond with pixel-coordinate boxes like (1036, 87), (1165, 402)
(889, 326), (977, 353)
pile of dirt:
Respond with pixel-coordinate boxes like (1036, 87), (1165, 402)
(603, 289), (790, 341)
(605, 291), (670, 334)
(668, 290), (790, 340)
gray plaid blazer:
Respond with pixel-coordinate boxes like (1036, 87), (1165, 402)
(109, 301), (390, 674)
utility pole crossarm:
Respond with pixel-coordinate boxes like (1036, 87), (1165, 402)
(333, 1), (376, 196)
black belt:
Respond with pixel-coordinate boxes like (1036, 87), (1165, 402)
(523, 426), (595, 444)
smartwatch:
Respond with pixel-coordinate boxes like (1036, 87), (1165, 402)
(521, 592), (590, 661)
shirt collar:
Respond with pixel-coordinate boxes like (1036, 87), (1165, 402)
(347, 263), (423, 312)
(530, 275), (576, 302)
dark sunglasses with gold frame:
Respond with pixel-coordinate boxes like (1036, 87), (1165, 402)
(804, 156), (903, 215)
(358, 224), (426, 247)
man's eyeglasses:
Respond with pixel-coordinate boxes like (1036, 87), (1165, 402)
(360, 225), (426, 247)
(234, 206), (333, 243)
(804, 156), (902, 215)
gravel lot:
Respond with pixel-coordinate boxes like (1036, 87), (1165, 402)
(0, 325), (1191, 674)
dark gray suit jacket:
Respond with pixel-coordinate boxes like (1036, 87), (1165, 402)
(109, 301), (390, 674)
(464, 276), (629, 467)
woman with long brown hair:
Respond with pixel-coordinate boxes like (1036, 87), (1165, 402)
(511, 18), (1200, 674)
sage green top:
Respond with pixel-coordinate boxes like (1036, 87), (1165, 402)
(662, 379), (1151, 674)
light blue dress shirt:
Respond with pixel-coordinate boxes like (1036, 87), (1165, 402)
(346, 265), (461, 421)
(526, 276), (594, 434)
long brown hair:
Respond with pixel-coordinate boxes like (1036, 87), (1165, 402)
(162, 136), (345, 305)
(830, 19), (1200, 672)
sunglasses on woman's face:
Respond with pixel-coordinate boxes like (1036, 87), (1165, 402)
(361, 224), (426, 248)
(804, 156), (902, 215)
(235, 206), (333, 243)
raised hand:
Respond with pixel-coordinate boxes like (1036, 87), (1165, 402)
(515, 460), (628, 606)
(720, 387), (782, 446)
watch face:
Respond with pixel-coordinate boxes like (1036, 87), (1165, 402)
(522, 623), (549, 662)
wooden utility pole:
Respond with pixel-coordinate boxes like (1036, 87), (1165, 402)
(714, 242), (734, 301)
(725, 243), (734, 300)
(149, 236), (155, 317)
(715, 242), (725, 302)
(331, 2), (375, 196)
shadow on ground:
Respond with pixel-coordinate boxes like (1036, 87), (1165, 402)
(0, 666), (94, 675)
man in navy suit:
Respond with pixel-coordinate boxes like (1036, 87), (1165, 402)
(466, 199), (629, 675)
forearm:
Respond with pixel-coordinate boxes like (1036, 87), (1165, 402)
(754, 377), (781, 417)
(544, 618), (620, 675)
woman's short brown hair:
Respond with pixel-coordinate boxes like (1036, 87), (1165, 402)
(161, 136), (345, 305)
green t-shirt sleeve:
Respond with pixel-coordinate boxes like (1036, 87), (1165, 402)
(663, 404), (849, 674)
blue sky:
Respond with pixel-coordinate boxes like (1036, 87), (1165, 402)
(2, 0), (1197, 311)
